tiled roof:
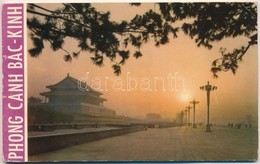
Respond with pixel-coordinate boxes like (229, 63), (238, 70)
(40, 90), (107, 101)
(46, 73), (102, 95)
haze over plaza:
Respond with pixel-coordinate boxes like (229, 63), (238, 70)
(28, 3), (258, 125)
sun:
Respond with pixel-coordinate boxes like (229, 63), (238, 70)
(180, 92), (190, 102)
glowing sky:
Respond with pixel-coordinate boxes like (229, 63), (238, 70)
(27, 3), (258, 124)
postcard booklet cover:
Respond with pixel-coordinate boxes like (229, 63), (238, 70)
(1, 1), (258, 162)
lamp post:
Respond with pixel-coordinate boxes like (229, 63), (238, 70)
(186, 106), (192, 126)
(200, 81), (217, 132)
(180, 110), (184, 125)
(184, 109), (188, 125)
(190, 99), (199, 128)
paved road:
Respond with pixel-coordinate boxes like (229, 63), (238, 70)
(29, 126), (258, 162)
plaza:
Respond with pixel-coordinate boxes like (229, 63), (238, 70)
(29, 125), (258, 162)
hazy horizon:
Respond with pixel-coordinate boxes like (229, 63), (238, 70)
(27, 3), (258, 125)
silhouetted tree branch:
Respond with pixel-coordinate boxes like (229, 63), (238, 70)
(27, 3), (257, 76)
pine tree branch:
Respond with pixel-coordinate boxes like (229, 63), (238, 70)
(27, 9), (92, 29)
(30, 4), (55, 13)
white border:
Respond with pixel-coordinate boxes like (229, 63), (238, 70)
(0, 0), (259, 3)
(23, 3), (28, 162)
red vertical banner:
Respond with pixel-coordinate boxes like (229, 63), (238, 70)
(2, 4), (25, 162)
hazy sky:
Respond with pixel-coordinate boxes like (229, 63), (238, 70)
(27, 3), (258, 124)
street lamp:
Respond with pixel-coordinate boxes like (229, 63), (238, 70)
(200, 81), (217, 132)
(183, 109), (188, 126)
(180, 110), (184, 125)
(186, 106), (192, 126)
(190, 99), (199, 128)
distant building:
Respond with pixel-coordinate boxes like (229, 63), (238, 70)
(40, 73), (107, 106)
(146, 113), (161, 121)
(30, 74), (117, 123)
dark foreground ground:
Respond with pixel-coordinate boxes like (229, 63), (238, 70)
(29, 125), (258, 162)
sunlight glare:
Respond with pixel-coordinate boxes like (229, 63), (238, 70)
(180, 92), (190, 102)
